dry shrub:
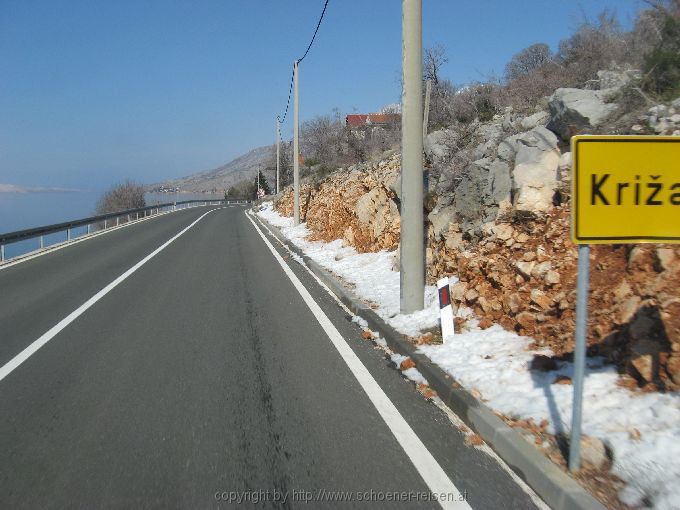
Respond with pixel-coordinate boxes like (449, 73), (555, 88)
(95, 180), (146, 215)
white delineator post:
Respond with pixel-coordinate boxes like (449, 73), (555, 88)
(437, 277), (455, 343)
(293, 60), (300, 225)
(400, 0), (424, 313)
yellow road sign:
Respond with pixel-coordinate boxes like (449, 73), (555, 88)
(572, 135), (680, 244)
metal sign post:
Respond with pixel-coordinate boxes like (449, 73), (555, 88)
(568, 244), (590, 471)
(569, 135), (680, 471)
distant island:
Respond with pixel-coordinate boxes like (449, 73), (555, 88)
(0, 184), (82, 193)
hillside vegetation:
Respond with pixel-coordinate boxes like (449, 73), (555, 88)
(274, 1), (680, 396)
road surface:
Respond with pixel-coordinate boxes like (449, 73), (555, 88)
(0, 205), (543, 508)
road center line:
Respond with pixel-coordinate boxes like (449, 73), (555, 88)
(0, 209), (219, 383)
(246, 212), (470, 510)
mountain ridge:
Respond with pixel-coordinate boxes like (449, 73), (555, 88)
(150, 144), (275, 193)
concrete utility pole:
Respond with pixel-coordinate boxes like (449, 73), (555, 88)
(293, 60), (300, 225)
(276, 117), (281, 194)
(400, 0), (424, 313)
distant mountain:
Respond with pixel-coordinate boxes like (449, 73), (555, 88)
(150, 145), (275, 193)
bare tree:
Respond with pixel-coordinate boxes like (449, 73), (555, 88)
(300, 113), (344, 167)
(557, 10), (628, 85)
(95, 180), (146, 215)
(428, 78), (458, 128)
(278, 140), (294, 188)
(504, 43), (554, 82)
(424, 44), (449, 84)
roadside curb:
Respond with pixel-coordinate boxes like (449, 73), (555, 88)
(252, 210), (605, 510)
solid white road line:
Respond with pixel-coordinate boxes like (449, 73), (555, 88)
(0, 209), (219, 383)
(246, 212), (471, 510)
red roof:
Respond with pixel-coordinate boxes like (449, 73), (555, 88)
(346, 113), (400, 128)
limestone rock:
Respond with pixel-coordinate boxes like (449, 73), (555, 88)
(428, 206), (456, 241)
(545, 270), (561, 285)
(558, 152), (572, 181)
(618, 296), (641, 325)
(597, 69), (640, 90)
(547, 88), (619, 141)
(630, 339), (663, 382)
(511, 126), (561, 213)
(515, 261), (535, 279)
(667, 354), (680, 385)
(520, 111), (550, 130)
(580, 436), (609, 470)
(425, 129), (452, 162)
(530, 289), (552, 310)
(493, 224), (514, 241)
(656, 248), (676, 272)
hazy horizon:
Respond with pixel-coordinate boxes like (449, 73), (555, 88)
(2, 0), (644, 191)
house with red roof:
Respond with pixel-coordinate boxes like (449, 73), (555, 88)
(345, 113), (401, 129)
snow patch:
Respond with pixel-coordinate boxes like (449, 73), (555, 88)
(256, 201), (680, 509)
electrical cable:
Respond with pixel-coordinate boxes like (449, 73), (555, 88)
(297, 0), (329, 64)
(277, 0), (330, 125)
(278, 66), (295, 125)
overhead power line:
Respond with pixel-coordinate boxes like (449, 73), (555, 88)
(297, 0), (330, 64)
(278, 67), (295, 125)
(278, 0), (330, 125)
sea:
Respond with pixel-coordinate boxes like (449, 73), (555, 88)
(0, 190), (223, 259)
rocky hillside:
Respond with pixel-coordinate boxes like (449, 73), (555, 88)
(275, 71), (680, 393)
(150, 144), (275, 193)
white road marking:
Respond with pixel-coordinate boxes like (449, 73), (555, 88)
(0, 209), (219, 383)
(253, 214), (551, 509)
(246, 212), (471, 510)
(251, 213), (551, 509)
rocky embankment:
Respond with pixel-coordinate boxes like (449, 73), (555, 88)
(276, 72), (680, 392)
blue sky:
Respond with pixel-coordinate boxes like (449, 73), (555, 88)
(1, 0), (644, 190)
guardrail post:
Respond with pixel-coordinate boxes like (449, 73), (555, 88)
(87, 224), (91, 234)
(104, 219), (107, 229)
(136, 212), (139, 220)
(40, 236), (44, 249)
(67, 228), (71, 241)
(127, 214), (130, 223)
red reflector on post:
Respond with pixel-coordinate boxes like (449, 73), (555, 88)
(438, 286), (450, 308)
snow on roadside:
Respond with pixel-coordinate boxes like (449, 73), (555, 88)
(255, 201), (680, 509)
(257, 202), (440, 336)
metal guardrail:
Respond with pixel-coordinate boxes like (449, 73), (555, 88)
(0, 199), (250, 262)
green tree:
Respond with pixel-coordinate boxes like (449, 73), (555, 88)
(642, 1), (680, 98)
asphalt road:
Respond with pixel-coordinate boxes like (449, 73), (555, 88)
(0, 206), (543, 509)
